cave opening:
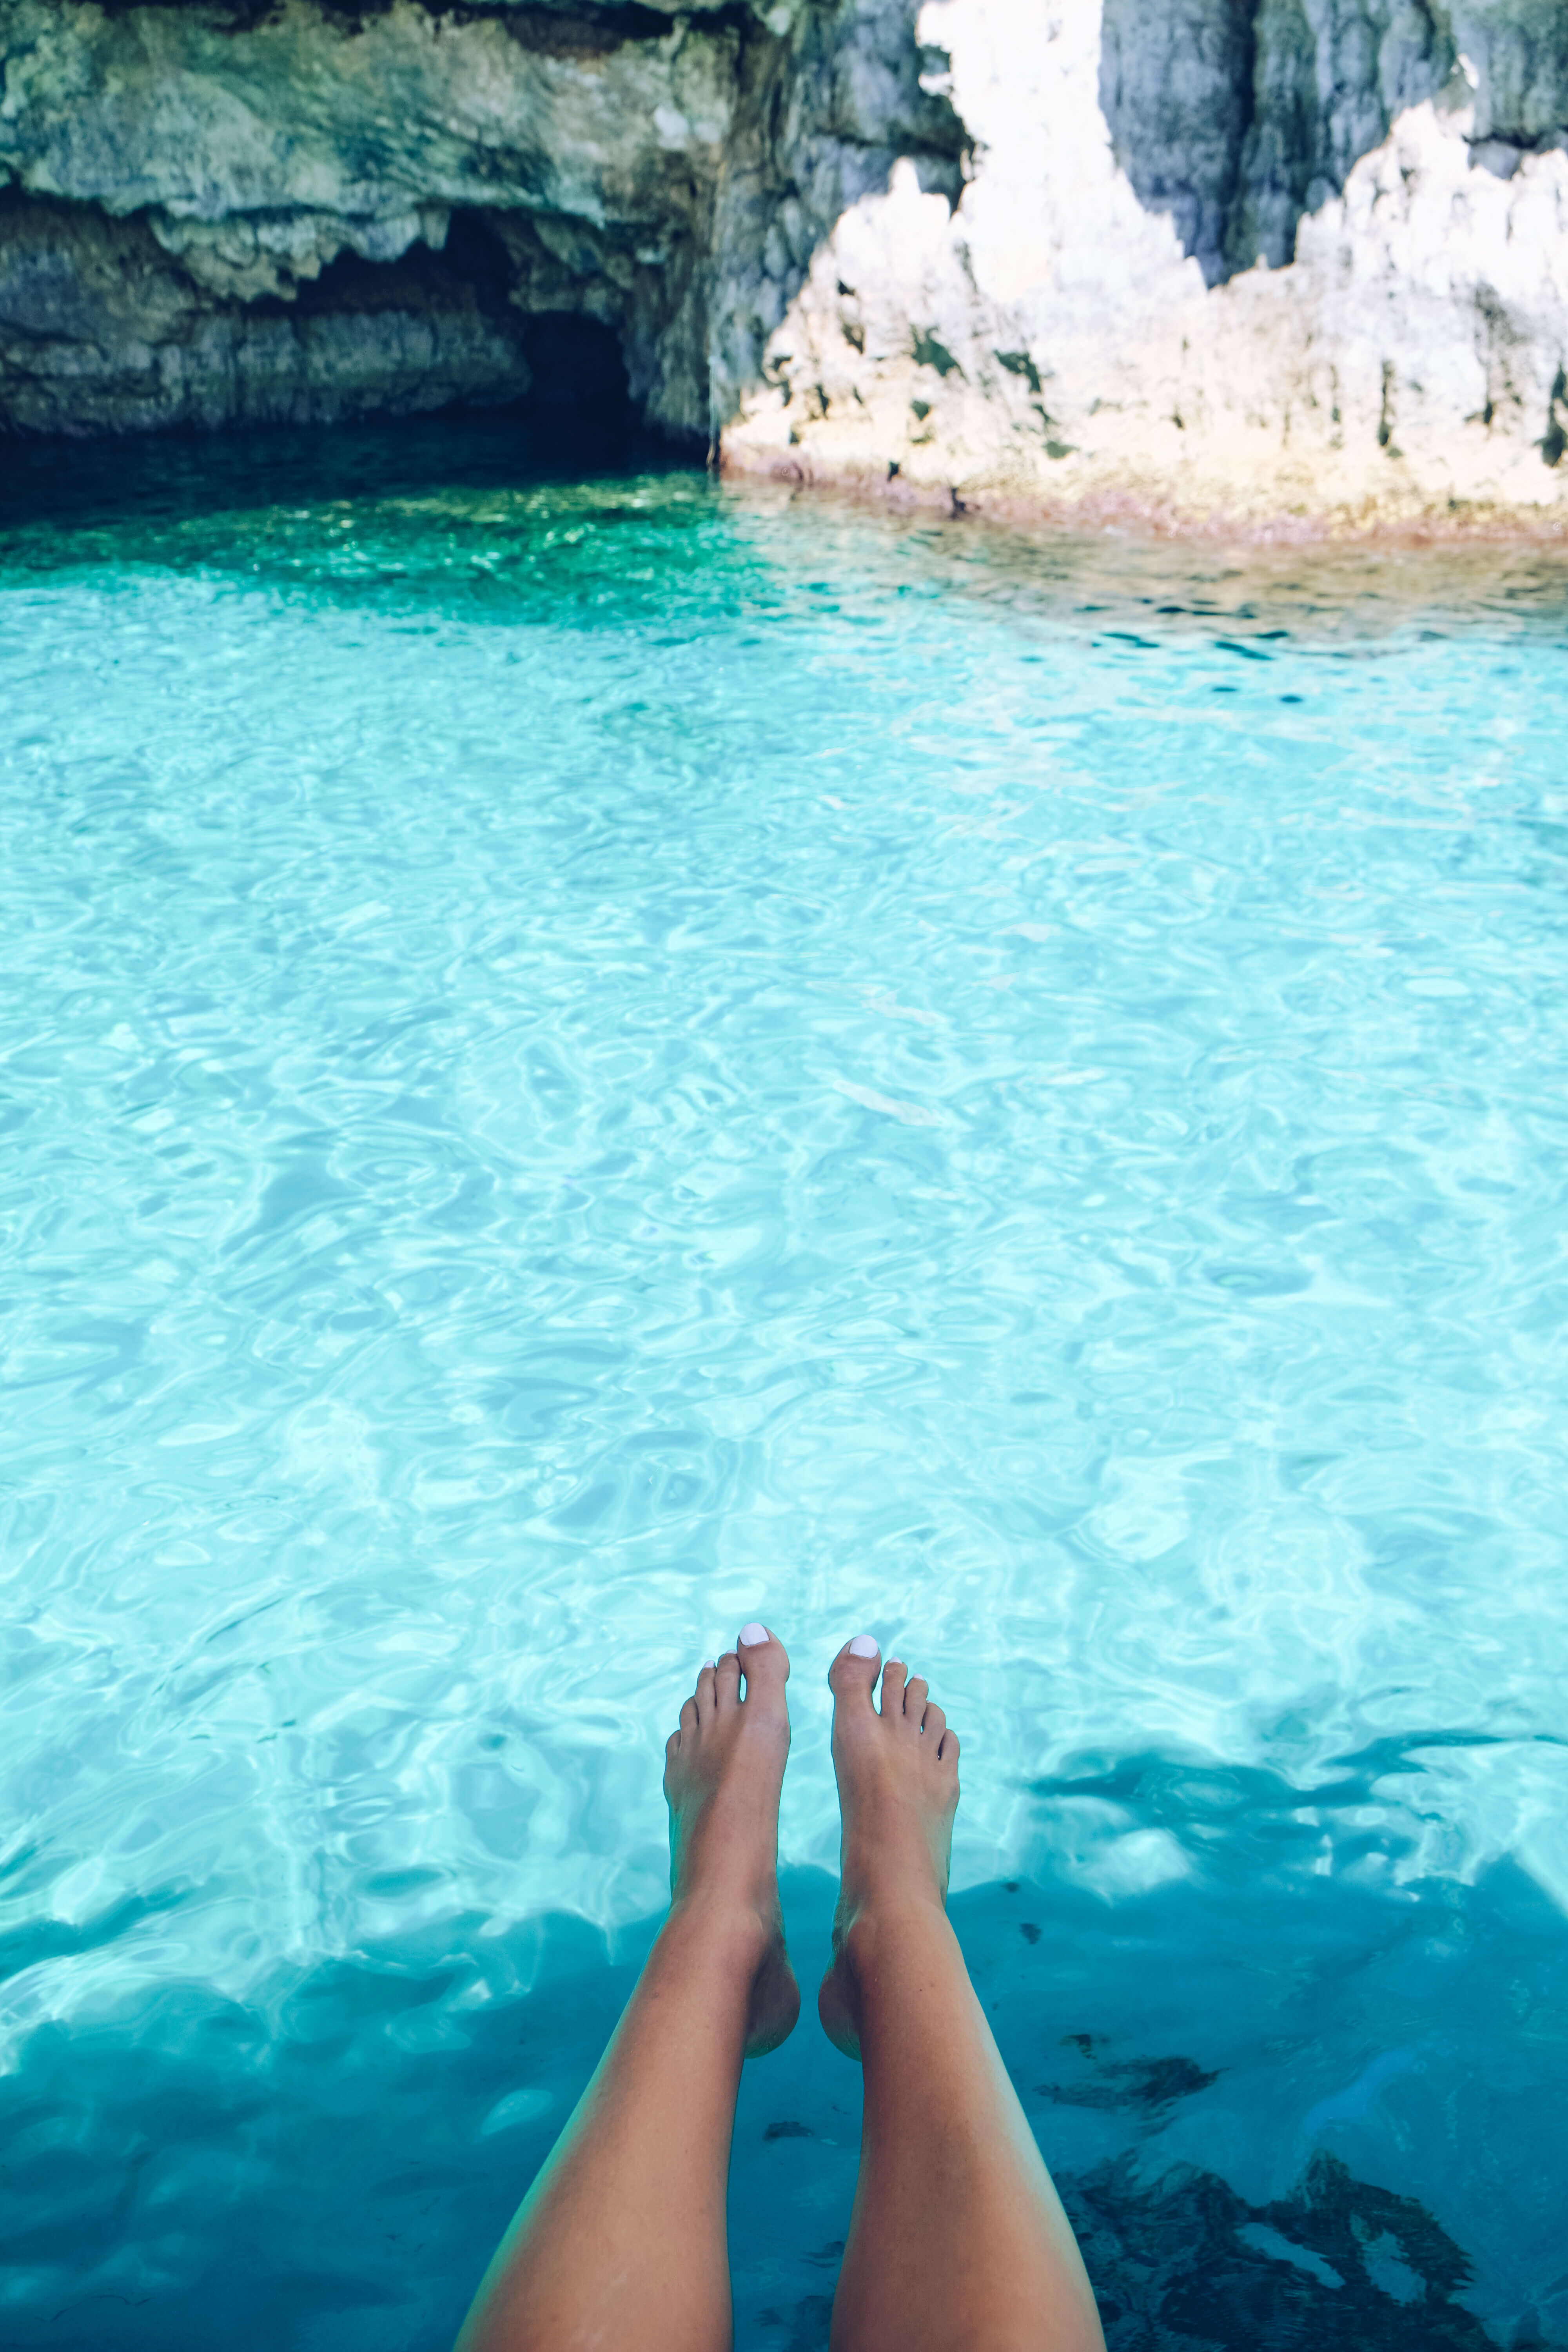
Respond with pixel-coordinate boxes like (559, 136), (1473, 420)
(283, 207), (648, 450)
(0, 189), (668, 461)
(0, 193), (691, 536)
(520, 314), (632, 425)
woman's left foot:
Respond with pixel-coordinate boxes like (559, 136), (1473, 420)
(663, 1624), (800, 2054)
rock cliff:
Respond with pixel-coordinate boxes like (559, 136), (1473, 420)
(0, 0), (963, 443)
(1, 0), (1564, 529)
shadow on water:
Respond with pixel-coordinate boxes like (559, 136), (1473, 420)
(4, 1818), (1566, 2350)
(0, 405), (702, 540)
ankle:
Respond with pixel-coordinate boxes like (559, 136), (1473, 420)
(834, 1885), (949, 1971)
(664, 1886), (777, 1969)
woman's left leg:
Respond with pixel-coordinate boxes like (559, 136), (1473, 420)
(456, 1626), (798, 2352)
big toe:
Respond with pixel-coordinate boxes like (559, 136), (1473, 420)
(738, 1622), (789, 1712)
(828, 1633), (882, 1713)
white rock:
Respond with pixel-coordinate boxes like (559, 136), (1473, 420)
(726, 0), (1568, 525)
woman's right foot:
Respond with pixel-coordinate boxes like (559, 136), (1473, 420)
(662, 1623), (800, 2057)
(818, 1637), (960, 2058)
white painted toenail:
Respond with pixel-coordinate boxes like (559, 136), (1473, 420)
(848, 1634), (879, 1658)
(701, 1659), (716, 1671)
(739, 1622), (769, 1646)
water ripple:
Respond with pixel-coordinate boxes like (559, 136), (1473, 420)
(3, 442), (1568, 2339)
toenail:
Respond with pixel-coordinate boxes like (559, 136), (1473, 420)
(701, 1659), (716, 1671)
(739, 1622), (769, 1646)
(848, 1634), (879, 1658)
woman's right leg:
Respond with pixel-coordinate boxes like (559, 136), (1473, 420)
(456, 1626), (798, 2352)
(820, 1638), (1105, 2352)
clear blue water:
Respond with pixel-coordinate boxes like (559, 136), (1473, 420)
(3, 425), (1567, 2348)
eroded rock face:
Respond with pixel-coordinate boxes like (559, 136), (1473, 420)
(728, 0), (1568, 527)
(0, 0), (1564, 527)
(1099, 0), (1461, 285)
(0, 0), (962, 439)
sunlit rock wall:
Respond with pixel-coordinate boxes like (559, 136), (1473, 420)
(0, 0), (1565, 527)
(727, 0), (1568, 528)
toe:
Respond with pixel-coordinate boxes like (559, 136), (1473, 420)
(680, 1694), (700, 1737)
(738, 1622), (789, 1706)
(665, 1727), (681, 1764)
(903, 1675), (929, 1727)
(696, 1661), (718, 1716)
(922, 1701), (946, 1744)
(715, 1651), (741, 1708)
(938, 1726), (959, 1766)
(829, 1634), (882, 1711)
(878, 1659), (907, 1717)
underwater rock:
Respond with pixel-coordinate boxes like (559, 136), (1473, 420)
(0, 0), (1565, 527)
(751, 2152), (1543, 2350)
(1067, 2149), (1524, 2349)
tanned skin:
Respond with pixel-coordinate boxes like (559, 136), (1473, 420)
(456, 1627), (1105, 2352)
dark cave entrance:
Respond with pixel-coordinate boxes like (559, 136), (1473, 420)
(519, 313), (631, 425)
(0, 190), (667, 454)
(286, 208), (648, 449)
(0, 197), (693, 528)
(432, 208), (644, 443)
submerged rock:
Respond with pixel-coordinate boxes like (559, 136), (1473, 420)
(1067, 2150), (1508, 2349)
(0, 0), (1564, 529)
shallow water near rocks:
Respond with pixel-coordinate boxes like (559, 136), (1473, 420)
(2, 420), (1567, 2348)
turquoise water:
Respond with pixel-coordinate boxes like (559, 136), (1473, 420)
(3, 425), (1567, 2347)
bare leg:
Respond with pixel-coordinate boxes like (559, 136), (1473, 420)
(456, 1625), (799, 2352)
(820, 1639), (1105, 2352)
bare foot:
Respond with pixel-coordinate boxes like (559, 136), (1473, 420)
(818, 1637), (960, 2059)
(662, 1622), (800, 2056)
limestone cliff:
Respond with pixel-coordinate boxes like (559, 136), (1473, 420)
(0, 0), (1564, 530)
(0, 0), (964, 441)
(728, 0), (1568, 528)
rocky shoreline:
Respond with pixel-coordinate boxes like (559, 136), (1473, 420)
(1, 0), (1564, 533)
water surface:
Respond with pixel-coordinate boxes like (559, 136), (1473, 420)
(3, 423), (1566, 2347)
